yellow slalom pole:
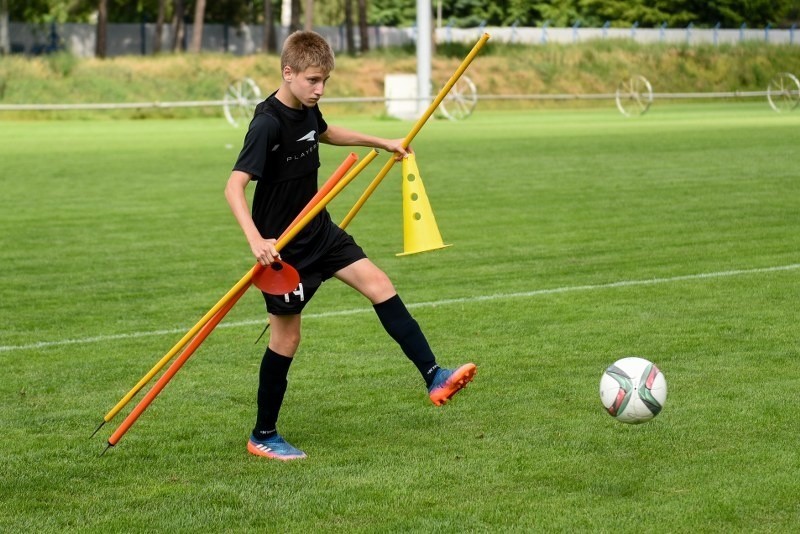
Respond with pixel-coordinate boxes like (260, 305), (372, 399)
(103, 283), (249, 453)
(90, 266), (257, 437)
(339, 33), (490, 229)
(93, 151), (378, 437)
(275, 150), (378, 248)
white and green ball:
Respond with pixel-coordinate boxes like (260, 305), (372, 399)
(599, 357), (667, 424)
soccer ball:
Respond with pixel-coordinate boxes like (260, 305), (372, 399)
(599, 357), (667, 424)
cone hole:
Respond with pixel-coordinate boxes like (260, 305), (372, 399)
(410, 193), (418, 201)
(271, 262), (283, 271)
(414, 213), (422, 220)
(406, 173), (416, 182)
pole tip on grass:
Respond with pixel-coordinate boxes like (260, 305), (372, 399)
(254, 322), (270, 345)
(90, 420), (105, 439)
(100, 443), (113, 457)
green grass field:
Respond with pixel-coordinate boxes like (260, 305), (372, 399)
(2, 103), (799, 531)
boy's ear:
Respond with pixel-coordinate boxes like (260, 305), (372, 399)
(282, 65), (293, 81)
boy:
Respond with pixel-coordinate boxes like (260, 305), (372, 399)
(225, 31), (476, 461)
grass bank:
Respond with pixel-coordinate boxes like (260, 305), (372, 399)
(1, 41), (799, 119)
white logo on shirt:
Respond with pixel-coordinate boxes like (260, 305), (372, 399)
(296, 130), (316, 142)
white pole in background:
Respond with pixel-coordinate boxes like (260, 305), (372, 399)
(416, 0), (432, 117)
(281, 0), (292, 28)
(0, 0), (9, 55)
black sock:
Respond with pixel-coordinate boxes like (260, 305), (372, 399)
(253, 348), (293, 439)
(373, 294), (439, 387)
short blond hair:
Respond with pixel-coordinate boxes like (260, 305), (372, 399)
(281, 31), (335, 74)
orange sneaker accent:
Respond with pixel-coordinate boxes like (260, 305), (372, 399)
(247, 438), (307, 461)
(429, 363), (477, 406)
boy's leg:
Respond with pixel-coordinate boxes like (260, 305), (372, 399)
(333, 258), (396, 305)
(267, 312), (302, 358)
(334, 259), (476, 402)
(373, 294), (440, 386)
(335, 259), (438, 383)
(248, 313), (306, 460)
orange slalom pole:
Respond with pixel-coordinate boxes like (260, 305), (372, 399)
(90, 265), (258, 438)
(103, 283), (248, 452)
(273, 149), (378, 250)
(284, 152), (358, 232)
(92, 153), (360, 437)
(339, 33), (490, 229)
(99, 151), (379, 449)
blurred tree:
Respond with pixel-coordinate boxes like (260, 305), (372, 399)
(781, 0), (800, 26)
(304, 0), (312, 30)
(153, 0), (165, 53)
(1, 0), (9, 54)
(171, 0), (184, 52)
(532, 0), (582, 27)
(579, 0), (795, 27)
(447, 0), (502, 26)
(344, 0), (354, 54)
(107, 0), (155, 22)
(8, 0), (94, 23)
(290, 0), (301, 30)
(204, 0), (255, 26)
(357, 0), (368, 51)
(579, 0), (687, 27)
(691, 0), (792, 27)
(312, 0), (343, 26)
(5, 0), (799, 29)
(263, 0), (277, 52)
(505, 0), (541, 26)
(369, 0), (414, 26)
(95, 0), (106, 57)
(189, 0), (204, 52)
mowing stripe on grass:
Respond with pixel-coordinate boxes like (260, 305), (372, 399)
(2, 262), (798, 353)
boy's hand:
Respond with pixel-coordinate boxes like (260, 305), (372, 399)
(250, 237), (281, 266)
(383, 138), (413, 161)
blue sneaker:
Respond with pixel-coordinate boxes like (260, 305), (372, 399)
(428, 363), (477, 406)
(247, 433), (307, 461)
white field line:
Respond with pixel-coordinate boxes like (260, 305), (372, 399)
(1, 263), (798, 353)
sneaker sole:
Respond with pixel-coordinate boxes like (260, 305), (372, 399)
(247, 440), (307, 461)
(429, 363), (477, 406)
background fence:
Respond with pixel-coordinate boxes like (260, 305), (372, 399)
(7, 21), (799, 58)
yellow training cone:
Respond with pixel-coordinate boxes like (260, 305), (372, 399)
(397, 154), (452, 256)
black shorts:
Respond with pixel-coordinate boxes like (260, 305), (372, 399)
(262, 227), (367, 315)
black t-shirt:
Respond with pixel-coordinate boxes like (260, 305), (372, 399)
(233, 93), (337, 267)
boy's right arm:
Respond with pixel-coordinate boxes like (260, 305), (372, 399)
(224, 170), (280, 266)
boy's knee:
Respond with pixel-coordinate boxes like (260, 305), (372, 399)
(268, 317), (302, 356)
(374, 270), (394, 290)
(369, 273), (396, 303)
(269, 334), (300, 356)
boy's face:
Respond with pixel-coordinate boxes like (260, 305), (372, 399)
(284, 65), (330, 108)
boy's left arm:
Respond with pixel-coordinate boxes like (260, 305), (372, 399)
(320, 124), (410, 159)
